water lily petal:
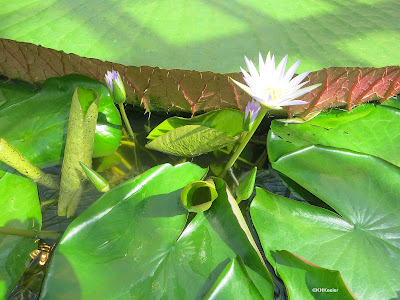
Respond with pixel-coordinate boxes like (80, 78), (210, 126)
(279, 99), (309, 106)
(275, 55), (288, 80)
(287, 71), (311, 88)
(287, 84), (321, 99)
(283, 59), (301, 83)
(230, 78), (255, 96)
(244, 56), (259, 79)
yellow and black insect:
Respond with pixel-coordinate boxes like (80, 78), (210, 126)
(29, 242), (54, 266)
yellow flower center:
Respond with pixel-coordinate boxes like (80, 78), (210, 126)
(264, 86), (282, 101)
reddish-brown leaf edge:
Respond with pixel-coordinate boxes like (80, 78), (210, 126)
(0, 38), (399, 117)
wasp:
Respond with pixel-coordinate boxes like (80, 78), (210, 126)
(29, 242), (54, 266)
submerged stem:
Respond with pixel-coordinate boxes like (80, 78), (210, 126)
(218, 107), (268, 179)
(0, 227), (62, 239)
(118, 103), (135, 139)
(118, 103), (139, 172)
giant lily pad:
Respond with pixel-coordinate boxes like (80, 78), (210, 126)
(0, 1), (398, 72)
(1, 39), (399, 115)
(40, 163), (272, 299)
(0, 173), (41, 299)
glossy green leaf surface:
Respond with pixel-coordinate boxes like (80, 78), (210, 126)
(147, 109), (244, 140)
(0, 75), (121, 170)
(0, 80), (36, 110)
(274, 250), (355, 300)
(251, 146), (400, 299)
(146, 125), (237, 156)
(269, 101), (400, 166)
(40, 164), (273, 299)
(204, 256), (263, 300)
(0, 173), (41, 299)
(1, 1), (398, 73)
(236, 167), (257, 202)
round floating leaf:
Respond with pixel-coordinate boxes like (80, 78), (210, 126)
(251, 146), (400, 300)
(0, 75), (121, 171)
(274, 250), (356, 300)
(40, 164), (273, 299)
(0, 80), (37, 110)
(146, 125), (237, 157)
(204, 256), (263, 300)
(181, 179), (217, 213)
(269, 101), (400, 167)
(0, 173), (41, 299)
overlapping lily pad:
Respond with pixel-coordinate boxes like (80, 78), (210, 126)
(269, 100), (400, 166)
(40, 163), (273, 299)
(251, 145), (400, 299)
(273, 250), (355, 299)
(0, 173), (41, 299)
(1, 38), (400, 115)
(204, 256), (263, 300)
(0, 74), (121, 171)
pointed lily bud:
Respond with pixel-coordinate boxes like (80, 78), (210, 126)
(243, 100), (261, 131)
(105, 70), (126, 104)
(79, 162), (110, 193)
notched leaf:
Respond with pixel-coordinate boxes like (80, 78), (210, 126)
(0, 38), (399, 116)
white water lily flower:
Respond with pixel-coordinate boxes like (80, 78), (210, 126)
(231, 52), (320, 110)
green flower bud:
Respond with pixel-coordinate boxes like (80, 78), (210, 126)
(79, 162), (110, 193)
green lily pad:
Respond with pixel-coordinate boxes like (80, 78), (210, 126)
(0, 173), (41, 299)
(0, 79), (37, 110)
(269, 101), (400, 166)
(146, 125), (237, 157)
(251, 146), (400, 299)
(40, 163), (272, 299)
(274, 250), (356, 300)
(204, 256), (263, 300)
(0, 74), (121, 171)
